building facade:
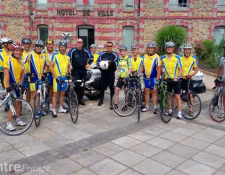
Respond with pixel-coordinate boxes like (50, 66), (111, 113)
(0, 0), (225, 53)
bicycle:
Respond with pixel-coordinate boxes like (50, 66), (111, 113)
(29, 79), (49, 127)
(180, 78), (201, 120)
(63, 76), (81, 123)
(0, 84), (33, 136)
(112, 73), (143, 122)
(158, 78), (174, 123)
(209, 81), (225, 122)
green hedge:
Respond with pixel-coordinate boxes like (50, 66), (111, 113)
(156, 25), (187, 55)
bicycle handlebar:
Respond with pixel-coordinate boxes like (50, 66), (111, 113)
(212, 81), (224, 90)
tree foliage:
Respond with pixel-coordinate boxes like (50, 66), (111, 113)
(156, 25), (187, 55)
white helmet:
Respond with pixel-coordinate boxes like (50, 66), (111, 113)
(99, 61), (109, 70)
(146, 42), (156, 48)
(183, 43), (192, 49)
(1, 37), (13, 44)
(165, 41), (175, 48)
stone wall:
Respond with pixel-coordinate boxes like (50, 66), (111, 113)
(2, 0), (24, 14)
(0, 0), (225, 53)
(193, 0), (214, 17)
(144, 0), (165, 16)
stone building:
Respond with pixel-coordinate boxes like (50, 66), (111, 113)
(0, 0), (225, 53)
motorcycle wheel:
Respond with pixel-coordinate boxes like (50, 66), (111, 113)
(86, 93), (101, 100)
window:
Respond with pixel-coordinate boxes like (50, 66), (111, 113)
(217, 0), (225, 8)
(78, 26), (95, 49)
(123, 27), (134, 52)
(214, 26), (225, 45)
(169, 0), (189, 8)
(124, 0), (134, 8)
(37, 0), (47, 6)
(38, 25), (48, 42)
(77, 0), (94, 6)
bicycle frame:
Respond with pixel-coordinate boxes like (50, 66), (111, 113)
(0, 87), (21, 117)
(158, 79), (168, 108)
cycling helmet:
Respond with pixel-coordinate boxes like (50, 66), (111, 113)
(99, 61), (109, 70)
(1, 37), (13, 44)
(119, 45), (127, 51)
(34, 39), (44, 47)
(21, 38), (32, 44)
(146, 42), (156, 48)
(58, 41), (67, 48)
(90, 44), (97, 48)
(165, 41), (175, 48)
(45, 39), (54, 45)
(11, 43), (24, 50)
(183, 43), (192, 49)
(131, 45), (139, 50)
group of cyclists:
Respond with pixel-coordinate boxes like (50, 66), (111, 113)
(0, 35), (201, 131)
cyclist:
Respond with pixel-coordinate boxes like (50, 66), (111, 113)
(43, 39), (58, 112)
(97, 41), (119, 109)
(90, 44), (99, 68)
(0, 37), (13, 89)
(24, 40), (47, 116)
(180, 43), (199, 116)
(114, 45), (132, 107)
(68, 38), (93, 106)
(4, 43), (26, 131)
(49, 41), (71, 118)
(140, 42), (161, 114)
(129, 45), (144, 87)
(161, 41), (183, 119)
(21, 38), (32, 105)
(215, 44), (225, 110)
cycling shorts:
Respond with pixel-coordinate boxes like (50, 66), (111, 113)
(53, 76), (67, 92)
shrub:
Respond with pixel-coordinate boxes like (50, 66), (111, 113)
(156, 25), (187, 55)
(193, 39), (222, 68)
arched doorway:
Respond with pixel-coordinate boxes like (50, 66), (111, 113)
(77, 25), (94, 49)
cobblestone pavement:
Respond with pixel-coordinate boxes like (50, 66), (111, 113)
(1, 90), (225, 175)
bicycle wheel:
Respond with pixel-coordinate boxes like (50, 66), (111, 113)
(182, 92), (202, 120)
(69, 91), (79, 123)
(209, 95), (225, 122)
(0, 98), (33, 136)
(160, 92), (174, 123)
(42, 92), (49, 114)
(112, 88), (137, 117)
(137, 89), (141, 122)
(34, 93), (41, 127)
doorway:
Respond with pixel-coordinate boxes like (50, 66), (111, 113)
(78, 26), (94, 49)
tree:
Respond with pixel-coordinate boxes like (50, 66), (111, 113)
(156, 25), (187, 55)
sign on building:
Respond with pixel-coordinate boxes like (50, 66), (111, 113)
(62, 32), (72, 43)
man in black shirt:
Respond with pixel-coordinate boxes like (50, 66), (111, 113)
(68, 38), (93, 106)
(97, 42), (119, 109)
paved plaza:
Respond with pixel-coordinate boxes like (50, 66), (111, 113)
(1, 90), (225, 175)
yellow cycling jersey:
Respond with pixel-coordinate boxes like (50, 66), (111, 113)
(3, 55), (23, 85)
(180, 54), (198, 77)
(43, 49), (58, 72)
(90, 53), (99, 69)
(0, 48), (12, 72)
(161, 54), (182, 79)
(24, 51), (46, 81)
(22, 51), (31, 72)
(51, 52), (70, 77)
(92, 53), (100, 64)
(129, 55), (144, 75)
(118, 55), (131, 78)
(143, 53), (161, 78)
